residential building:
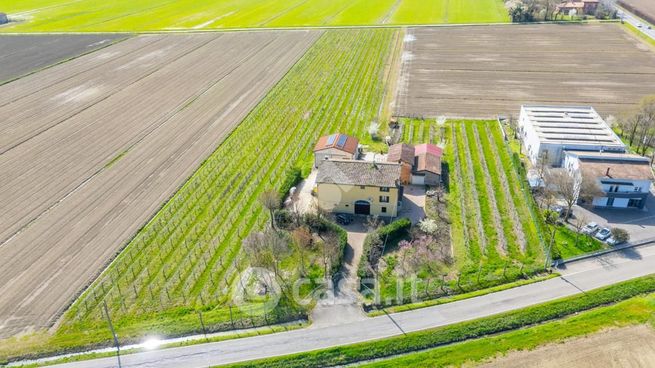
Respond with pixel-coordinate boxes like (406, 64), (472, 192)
(387, 143), (415, 184)
(412, 143), (443, 186)
(316, 159), (402, 217)
(556, 0), (599, 15)
(313, 133), (359, 167)
(564, 151), (654, 209)
(518, 105), (625, 166)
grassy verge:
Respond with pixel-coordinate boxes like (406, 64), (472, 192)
(624, 22), (655, 48)
(10, 322), (307, 368)
(219, 274), (655, 367)
(361, 292), (655, 367)
(366, 273), (558, 316)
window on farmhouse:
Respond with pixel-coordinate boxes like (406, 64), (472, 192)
(381, 207), (387, 213)
(379, 196), (390, 203)
(360, 185), (366, 190)
(380, 187), (390, 192)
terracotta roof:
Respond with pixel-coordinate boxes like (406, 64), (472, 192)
(387, 143), (415, 165)
(414, 143), (443, 157)
(316, 160), (401, 187)
(415, 153), (442, 175)
(578, 158), (654, 181)
(313, 133), (358, 154)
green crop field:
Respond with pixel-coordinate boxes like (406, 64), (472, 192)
(0, 0), (509, 32)
(0, 28), (399, 360)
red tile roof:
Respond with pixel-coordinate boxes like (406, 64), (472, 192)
(414, 143), (443, 157)
(313, 133), (359, 154)
(387, 143), (415, 165)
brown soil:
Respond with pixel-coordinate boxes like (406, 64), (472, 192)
(395, 24), (655, 119)
(480, 325), (655, 368)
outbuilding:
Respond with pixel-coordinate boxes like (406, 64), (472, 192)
(313, 133), (359, 167)
(411, 143), (443, 186)
(387, 143), (415, 184)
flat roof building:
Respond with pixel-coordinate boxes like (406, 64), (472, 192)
(518, 105), (625, 166)
(564, 151), (654, 209)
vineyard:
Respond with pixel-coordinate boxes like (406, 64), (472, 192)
(369, 119), (547, 304)
(47, 29), (398, 350)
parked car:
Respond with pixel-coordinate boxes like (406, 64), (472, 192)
(335, 213), (353, 225)
(606, 236), (626, 246)
(594, 227), (611, 241)
(581, 222), (599, 235)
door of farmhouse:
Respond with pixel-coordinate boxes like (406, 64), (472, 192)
(354, 200), (370, 215)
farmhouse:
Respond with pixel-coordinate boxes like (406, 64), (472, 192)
(313, 133), (359, 167)
(518, 105), (625, 166)
(556, 0), (599, 15)
(564, 151), (654, 209)
(316, 159), (402, 217)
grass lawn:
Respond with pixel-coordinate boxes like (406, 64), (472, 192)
(0, 0), (509, 32)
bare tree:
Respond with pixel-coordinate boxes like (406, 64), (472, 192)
(291, 226), (313, 276)
(545, 169), (578, 222)
(573, 213), (588, 249)
(318, 231), (341, 280)
(577, 172), (603, 205)
(259, 190), (281, 230)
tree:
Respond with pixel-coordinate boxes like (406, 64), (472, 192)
(595, 0), (618, 19)
(318, 231), (341, 280)
(418, 218), (439, 235)
(611, 228), (630, 243)
(577, 172), (603, 205)
(545, 169), (578, 222)
(292, 226), (313, 276)
(259, 190), (281, 230)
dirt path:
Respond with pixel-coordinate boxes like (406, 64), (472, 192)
(310, 222), (367, 328)
(480, 325), (655, 368)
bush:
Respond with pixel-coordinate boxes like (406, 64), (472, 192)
(224, 275), (655, 368)
(273, 209), (293, 229)
(279, 166), (302, 201)
(358, 218), (411, 279)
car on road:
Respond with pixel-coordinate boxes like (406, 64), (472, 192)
(581, 222), (599, 235)
(335, 213), (353, 225)
(594, 227), (611, 241)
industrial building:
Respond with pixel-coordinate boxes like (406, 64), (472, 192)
(518, 105), (625, 166)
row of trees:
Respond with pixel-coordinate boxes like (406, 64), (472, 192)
(613, 96), (655, 157)
(508, 0), (617, 22)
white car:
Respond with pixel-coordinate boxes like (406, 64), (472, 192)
(594, 227), (611, 241)
(606, 237), (625, 246)
(581, 222), (599, 235)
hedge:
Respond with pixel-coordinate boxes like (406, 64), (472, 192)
(221, 274), (655, 368)
(357, 217), (412, 279)
(279, 166), (302, 201)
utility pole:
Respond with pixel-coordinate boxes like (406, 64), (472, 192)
(103, 301), (122, 368)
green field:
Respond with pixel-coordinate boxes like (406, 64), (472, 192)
(0, 0), (510, 32)
(0, 29), (398, 360)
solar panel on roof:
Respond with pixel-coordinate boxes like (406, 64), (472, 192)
(326, 134), (337, 146)
(336, 135), (348, 148)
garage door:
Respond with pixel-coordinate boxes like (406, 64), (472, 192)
(411, 174), (425, 185)
(354, 200), (370, 215)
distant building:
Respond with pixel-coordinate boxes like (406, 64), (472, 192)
(387, 143), (415, 184)
(412, 143), (443, 186)
(556, 0), (599, 15)
(313, 133), (359, 167)
(0, 13), (8, 25)
(316, 159), (402, 217)
(518, 105), (625, 167)
(564, 151), (654, 209)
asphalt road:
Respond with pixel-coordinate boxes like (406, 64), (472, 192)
(618, 6), (655, 40)
(46, 243), (655, 368)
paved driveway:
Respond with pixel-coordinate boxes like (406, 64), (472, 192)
(571, 189), (655, 243)
(399, 185), (426, 224)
